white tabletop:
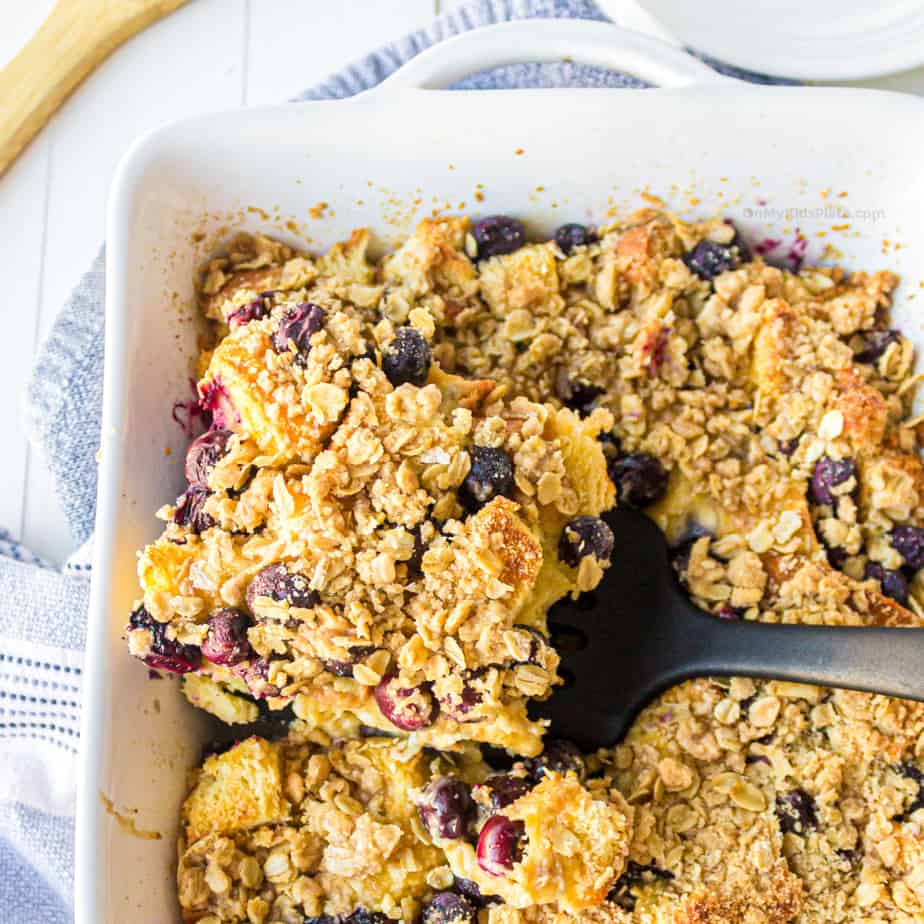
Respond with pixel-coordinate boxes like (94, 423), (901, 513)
(1, 0), (923, 566)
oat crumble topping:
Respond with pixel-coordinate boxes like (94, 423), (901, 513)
(128, 209), (924, 922)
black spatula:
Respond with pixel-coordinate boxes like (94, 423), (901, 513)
(534, 505), (924, 750)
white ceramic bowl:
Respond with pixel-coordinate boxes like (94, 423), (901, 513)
(77, 19), (924, 923)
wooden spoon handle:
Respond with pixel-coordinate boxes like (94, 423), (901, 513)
(0, 0), (189, 179)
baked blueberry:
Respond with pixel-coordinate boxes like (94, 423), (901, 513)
(420, 891), (477, 924)
(237, 657), (280, 699)
(452, 877), (497, 907)
(128, 605), (201, 674)
(321, 645), (377, 678)
(863, 562), (909, 605)
(809, 456), (857, 506)
(245, 563), (319, 611)
(554, 223), (595, 254)
(478, 774), (532, 810)
(271, 302), (325, 354)
(173, 486), (215, 533)
(381, 327), (431, 387)
(198, 377), (237, 430)
(855, 329), (900, 364)
(608, 452), (668, 507)
(554, 370), (603, 416)
(476, 815), (525, 875)
(512, 624), (553, 666)
(891, 525), (924, 570)
(524, 739), (585, 782)
(374, 674), (438, 731)
(342, 912), (396, 924)
(775, 789), (818, 835)
(607, 861), (674, 911)
(201, 608), (253, 665)
(227, 298), (269, 327)
(185, 428), (231, 486)
(459, 446), (515, 513)
(683, 228), (748, 281)
(437, 671), (485, 721)
(472, 216), (526, 259)
(418, 776), (476, 840)
(558, 516), (615, 567)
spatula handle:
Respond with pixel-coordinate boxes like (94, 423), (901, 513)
(0, 0), (188, 179)
(687, 615), (924, 701)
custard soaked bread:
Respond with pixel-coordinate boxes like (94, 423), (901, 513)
(128, 207), (924, 922)
(127, 233), (614, 755)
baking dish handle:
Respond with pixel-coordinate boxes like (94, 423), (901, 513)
(370, 19), (730, 94)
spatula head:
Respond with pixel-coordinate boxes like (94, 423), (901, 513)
(532, 506), (703, 750)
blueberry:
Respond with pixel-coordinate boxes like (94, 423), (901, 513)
(855, 329), (901, 364)
(271, 303), (325, 354)
(321, 645), (377, 678)
(897, 762), (924, 817)
(608, 452), (669, 507)
(715, 604), (744, 621)
(381, 327), (431, 387)
(891, 525), (924, 570)
(421, 892), (477, 924)
(459, 446), (515, 513)
(246, 563), (319, 611)
(669, 523), (715, 576)
(185, 428), (231, 486)
(477, 815), (525, 875)
(237, 657), (280, 699)
(523, 739), (585, 782)
(438, 672), (485, 721)
(227, 298), (269, 327)
(478, 774), (532, 810)
(826, 545), (849, 570)
(809, 456), (857, 506)
(554, 370), (603, 416)
(778, 437), (799, 457)
(201, 608), (253, 665)
(374, 674), (438, 731)
(554, 223), (595, 255)
(558, 516), (614, 567)
(418, 776), (475, 840)
(128, 605), (201, 674)
(472, 216), (526, 259)
(512, 624), (552, 666)
(607, 861), (674, 911)
(775, 789), (818, 835)
(452, 877), (498, 908)
(863, 562), (909, 605)
(198, 377), (237, 430)
(683, 230), (748, 281)
(342, 912), (396, 924)
(173, 486), (215, 533)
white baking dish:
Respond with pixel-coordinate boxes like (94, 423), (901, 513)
(76, 19), (924, 923)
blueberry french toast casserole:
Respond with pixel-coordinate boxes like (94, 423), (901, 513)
(125, 208), (924, 923)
